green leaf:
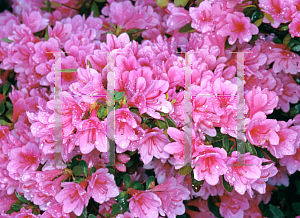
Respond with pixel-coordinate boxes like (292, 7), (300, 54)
(293, 202), (300, 215)
(0, 103), (5, 116)
(178, 23), (196, 33)
(126, 159), (134, 168)
(179, 165), (193, 176)
(273, 38), (283, 44)
(191, 171), (204, 193)
(245, 141), (257, 155)
(90, 166), (96, 176)
(88, 214), (98, 218)
(222, 135), (229, 152)
(156, 0), (168, 8)
(71, 155), (82, 168)
(269, 205), (284, 218)
(155, 120), (168, 129)
(251, 10), (263, 22)
(77, 207), (87, 218)
(2, 38), (13, 43)
(146, 175), (155, 190)
(94, 0), (106, 2)
(74, 177), (85, 183)
(116, 191), (129, 211)
(263, 12), (274, 24)
(174, 0), (189, 7)
(51, 1), (61, 7)
(254, 18), (263, 27)
(164, 116), (177, 128)
(5, 110), (12, 122)
(131, 181), (142, 190)
(105, 213), (110, 217)
(292, 45), (300, 52)
(115, 91), (125, 101)
(45, 26), (49, 41)
(79, 160), (88, 177)
(208, 196), (222, 218)
(91, 2), (100, 17)
(60, 68), (77, 73)
(15, 191), (31, 204)
(111, 204), (121, 216)
(6, 101), (13, 111)
(0, 118), (9, 125)
(2, 82), (11, 95)
(222, 176), (233, 193)
(10, 204), (22, 211)
(283, 33), (292, 45)
(280, 25), (289, 31)
(123, 174), (131, 189)
(72, 165), (84, 176)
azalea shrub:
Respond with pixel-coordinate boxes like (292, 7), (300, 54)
(1, 0), (300, 217)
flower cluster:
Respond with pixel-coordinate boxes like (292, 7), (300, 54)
(1, 0), (300, 217)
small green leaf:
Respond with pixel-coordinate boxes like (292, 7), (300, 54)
(0, 118), (8, 125)
(155, 120), (168, 129)
(74, 177), (85, 183)
(77, 207), (87, 218)
(71, 155), (82, 168)
(251, 10), (263, 22)
(115, 91), (125, 101)
(280, 25), (289, 31)
(45, 26), (49, 41)
(0, 103), (5, 116)
(6, 101), (13, 111)
(91, 2), (100, 17)
(295, 180), (300, 195)
(245, 141), (257, 155)
(146, 176), (155, 190)
(174, 0), (189, 7)
(273, 38), (283, 44)
(293, 202), (300, 214)
(51, 1), (61, 7)
(72, 166), (84, 176)
(179, 23), (196, 33)
(131, 181), (142, 190)
(123, 174), (131, 189)
(95, 0), (106, 2)
(111, 204), (121, 216)
(79, 160), (88, 177)
(2, 82), (11, 95)
(156, 0), (168, 8)
(283, 33), (292, 45)
(292, 45), (300, 52)
(264, 12), (274, 24)
(5, 110), (12, 122)
(179, 165), (193, 176)
(2, 38), (13, 43)
(222, 176), (233, 193)
(269, 205), (284, 218)
(15, 191), (31, 204)
(254, 18), (263, 27)
(88, 214), (98, 218)
(222, 135), (229, 152)
(164, 116), (177, 128)
(208, 196), (222, 218)
(10, 204), (22, 211)
(126, 160), (134, 168)
(60, 68), (77, 73)
(90, 166), (96, 176)
(105, 213), (110, 217)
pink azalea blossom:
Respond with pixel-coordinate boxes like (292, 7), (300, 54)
(280, 147), (300, 174)
(128, 189), (162, 218)
(151, 177), (190, 218)
(87, 168), (119, 204)
(166, 3), (192, 32)
(55, 181), (89, 216)
(224, 151), (262, 195)
(138, 127), (170, 165)
(268, 166), (289, 187)
(22, 9), (49, 33)
(192, 145), (228, 186)
(7, 142), (40, 180)
(218, 11), (258, 45)
(289, 13), (300, 38)
(219, 191), (250, 218)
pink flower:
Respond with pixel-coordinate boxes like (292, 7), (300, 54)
(128, 80), (172, 119)
(218, 12), (258, 45)
(245, 86), (278, 119)
(40, 200), (70, 218)
(224, 151), (262, 195)
(219, 191), (250, 218)
(55, 181), (89, 216)
(192, 145), (228, 186)
(22, 9), (49, 33)
(74, 110), (107, 154)
(138, 127), (170, 165)
(116, 212), (135, 218)
(246, 112), (280, 146)
(289, 13), (300, 38)
(87, 168), (119, 204)
(280, 146), (300, 174)
(7, 142), (40, 180)
(268, 166), (289, 187)
(128, 189), (162, 218)
(9, 207), (41, 218)
(166, 3), (192, 32)
(151, 177), (190, 218)
(0, 193), (17, 214)
(267, 48), (300, 74)
(189, 1), (223, 33)
(109, 1), (135, 28)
